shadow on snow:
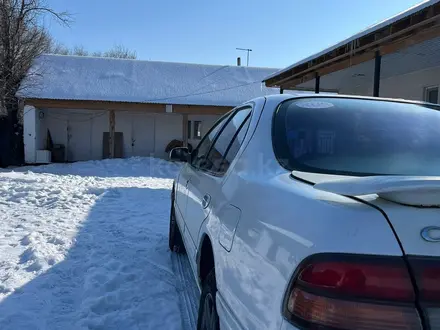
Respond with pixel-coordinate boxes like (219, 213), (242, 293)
(0, 187), (183, 330)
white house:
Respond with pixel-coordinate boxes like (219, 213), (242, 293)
(18, 55), (283, 164)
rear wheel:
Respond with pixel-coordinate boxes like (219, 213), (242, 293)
(169, 197), (185, 253)
(197, 270), (220, 330)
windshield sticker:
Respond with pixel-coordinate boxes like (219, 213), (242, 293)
(295, 101), (334, 109)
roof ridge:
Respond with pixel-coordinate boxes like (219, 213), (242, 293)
(40, 53), (278, 70)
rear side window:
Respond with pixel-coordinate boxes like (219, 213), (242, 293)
(192, 113), (231, 168)
(272, 97), (440, 176)
(203, 107), (251, 175)
(220, 115), (251, 172)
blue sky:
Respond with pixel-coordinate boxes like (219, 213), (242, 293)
(45, 0), (424, 68)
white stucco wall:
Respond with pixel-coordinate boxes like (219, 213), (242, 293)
(115, 111), (155, 158)
(42, 109), (109, 161)
(340, 66), (440, 102)
(155, 114), (183, 158)
(24, 108), (224, 164)
(114, 111), (134, 158)
(42, 109), (67, 160)
(90, 111), (109, 160)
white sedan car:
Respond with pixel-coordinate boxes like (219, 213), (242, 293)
(168, 94), (440, 330)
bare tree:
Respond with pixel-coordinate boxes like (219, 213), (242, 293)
(92, 50), (102, 57)
(47, 41), (70, 55)
(48, 43), (137, 59)
(0, 0), (70, 115)
(0, 0), (70, 166)
(103, 44), (137, 59)
(72, 45), (88, 56)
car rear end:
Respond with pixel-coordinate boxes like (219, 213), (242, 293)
(369, 199), (440, 330)
(270, 96), (440, 330)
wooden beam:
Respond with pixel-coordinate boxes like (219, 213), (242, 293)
(109, 110), (115, 159)
(173, 104), (231, 115)
(279, 51), (376, 89)
(182, 114), (188, 147)
(24, 98), (233, 116)
(24, 98), (166, 112)
(380, 24), (440, 55)
(267, 13), (440, 88)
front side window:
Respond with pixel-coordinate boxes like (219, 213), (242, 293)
(273, 97), (440, 176)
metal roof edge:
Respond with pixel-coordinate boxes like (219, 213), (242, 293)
(264, 0), (440, 82)
(38, 54), (280, 71)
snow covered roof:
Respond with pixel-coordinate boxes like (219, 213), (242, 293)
(18, 54), (282, 107)
(264, 0), (440, 82)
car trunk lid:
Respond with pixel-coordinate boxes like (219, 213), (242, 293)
(313, 175), (440, 208)
(292, 171), (440, 257)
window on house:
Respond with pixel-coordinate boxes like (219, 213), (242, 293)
(187, 120), (192, 139)
(194, 121), (202, 140)
(425, 86), (439, 104)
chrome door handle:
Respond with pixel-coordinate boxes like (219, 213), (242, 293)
(202, 194), (211, 209)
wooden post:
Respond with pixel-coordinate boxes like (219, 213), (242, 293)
(109, 110), (115, 158)
(315, 73), (320, 94)
(182, 114), (188, 147)
(373, 51), (381, 97)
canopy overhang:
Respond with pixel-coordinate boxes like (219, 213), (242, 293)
(265, 0), (440, 94)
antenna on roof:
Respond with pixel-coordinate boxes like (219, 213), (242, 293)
(236, 48), (252, 66)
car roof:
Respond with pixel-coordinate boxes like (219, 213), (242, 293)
(262, 93), (439, 108)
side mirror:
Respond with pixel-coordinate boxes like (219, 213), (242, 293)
(170, 147), (190, 162)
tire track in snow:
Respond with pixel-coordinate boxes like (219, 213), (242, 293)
(172, 253), (199, 330)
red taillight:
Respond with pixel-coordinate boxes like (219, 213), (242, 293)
(284, 254), (422, 330)
(298, 260), (414, 301)
(409, 258), (440, 302)
(408, 257), (440, 330)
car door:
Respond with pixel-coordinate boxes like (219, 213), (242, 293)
(174, 164), (191, 231)
(178, 113), (232, 259)
(185, 107), (252, 260)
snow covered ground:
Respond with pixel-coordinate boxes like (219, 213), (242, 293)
(0, 157), (198, 330)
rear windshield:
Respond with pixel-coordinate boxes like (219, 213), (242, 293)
(272, 97), (440, 176)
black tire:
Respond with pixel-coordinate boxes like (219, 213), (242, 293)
(169, 197), (186, 254)
(197, 270), (220, 330)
